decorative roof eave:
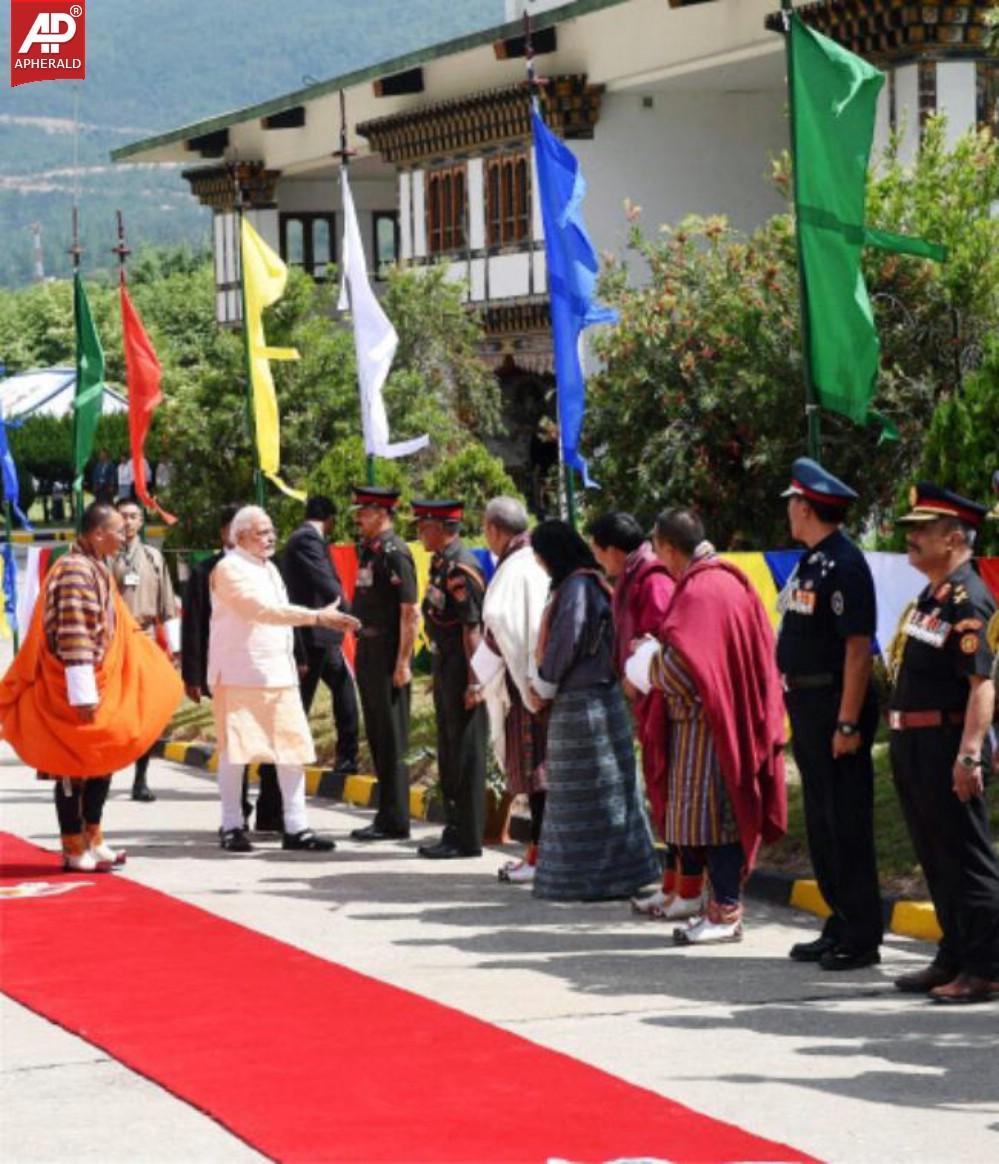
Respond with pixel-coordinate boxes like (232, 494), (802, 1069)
(358, 76), (603, 165)
(181, 162), (281, 211)
(764, 1), (996, 65)
(111, 0), (630, 164)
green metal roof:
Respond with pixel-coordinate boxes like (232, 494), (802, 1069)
(111, 0), (632, 163)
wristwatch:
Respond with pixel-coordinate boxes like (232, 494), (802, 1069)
(957, 754), (983, 769)
(835, 722), (859, 736)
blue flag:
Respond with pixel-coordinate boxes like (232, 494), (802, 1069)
(1, 541), (16, 636)
(532, 110), (616, 488)
(0, 419), (32, 530)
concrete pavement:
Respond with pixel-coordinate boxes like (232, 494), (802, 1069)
(2, 748), (997, 1164)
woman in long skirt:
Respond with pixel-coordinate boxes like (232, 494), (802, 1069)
(529, 521), (659, 901)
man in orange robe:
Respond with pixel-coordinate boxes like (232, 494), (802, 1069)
(0, 502), (183, 871)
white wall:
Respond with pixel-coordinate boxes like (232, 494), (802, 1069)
(573, 87), (788, 264)
(936, 61), (977, 150)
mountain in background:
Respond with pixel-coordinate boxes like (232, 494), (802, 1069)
(0, 0), (504, 288)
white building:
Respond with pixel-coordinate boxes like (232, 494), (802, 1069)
(114, 0), (998, 481)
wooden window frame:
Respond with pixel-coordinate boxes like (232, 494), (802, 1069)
(279, 212), (336, 280)
(485, 150), (530, 249)
(426, 162), (468, 256)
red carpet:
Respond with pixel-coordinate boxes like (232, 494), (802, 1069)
(0, 833), (813, 1163)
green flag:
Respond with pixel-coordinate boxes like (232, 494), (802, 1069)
(73, 271), (106, 492)
(789, 15), (944, 433)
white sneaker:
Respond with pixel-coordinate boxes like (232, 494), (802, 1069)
(498, 859), (535, 884)
(63, 850), (112, 874)
(631, 887), (669, 915)
(652, 893), (706, 922)
(673, 912), (743, 945)
(90, 841), (126, 866)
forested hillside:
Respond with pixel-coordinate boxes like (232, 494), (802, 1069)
(0, 0), (503, 287)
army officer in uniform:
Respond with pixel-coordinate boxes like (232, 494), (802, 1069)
(777, 458), (883, 971)
(349, 486), (419, 842)
(890, 483), (999, 1004)
(413, 499), (488, 859)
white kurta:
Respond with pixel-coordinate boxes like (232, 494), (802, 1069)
(208, 549), (317, 765)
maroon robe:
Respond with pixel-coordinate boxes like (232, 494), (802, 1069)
(661, 555), (786, 871)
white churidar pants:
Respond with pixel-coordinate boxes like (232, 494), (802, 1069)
(217, 752), (307, 834)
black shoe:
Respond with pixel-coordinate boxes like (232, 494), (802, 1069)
(350, 824), (409, 842)
(131, 784), (156, 802)
(894, 964), (957, 994)
(417, 839), (483, 860)
(282, 829), (335, 852)
(220, 827), (254, 853)
(332, 759), (358, 777)
(789, 935), (837, 963)
(819, 946), (881, 972)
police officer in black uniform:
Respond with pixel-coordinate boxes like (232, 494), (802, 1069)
(777, 458), (883, 970)
(413, 499), (488, 859)
(349, 486), (419, 842)
(889, 483), (999, 1004)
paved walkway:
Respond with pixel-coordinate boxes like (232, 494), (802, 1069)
(1, 748), (997, 1163)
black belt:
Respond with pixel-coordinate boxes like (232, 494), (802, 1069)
(783, 673), (837, 691)
(356, 627), (387, 640)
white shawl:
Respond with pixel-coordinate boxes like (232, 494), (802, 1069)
(479, 543), (551, 768)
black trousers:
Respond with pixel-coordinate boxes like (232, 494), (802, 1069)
(54, 777), (111, 834)
(133, 746), (154, 788)
(431, 645), (487, 853)
(356, 637), (411, 835)
(299, 645), (359, 767)
(787, 687), (884, 952)
(891, 724), (999, 979)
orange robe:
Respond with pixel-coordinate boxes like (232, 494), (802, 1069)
(0, 588), (182, 778)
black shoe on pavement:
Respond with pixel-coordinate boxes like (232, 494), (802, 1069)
(350, 823), (410, 842)
(819, 946), (881, 972)
(282, 829), (335, 852)
(220, 827), (254, 853)
(131, 783), (156, 803)
(894, 964), (957, 993)
(789, 935), (837, 962)
(417, 838), (483, 860)
(332, 759), (358, 777)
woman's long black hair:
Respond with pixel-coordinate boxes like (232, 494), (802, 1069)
(530, 519), (599, 589)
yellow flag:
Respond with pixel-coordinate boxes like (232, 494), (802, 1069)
(718, 553), (781, 629)
(240, 219), (304, 500)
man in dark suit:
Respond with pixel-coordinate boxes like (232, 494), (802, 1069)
(181, 502), (282, 830)
(280, 496), (359, 776)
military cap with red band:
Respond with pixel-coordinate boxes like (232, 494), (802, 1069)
(897, 482), (989, 528)
(412, 498), (464, 522)
(350, 485), (401, 510)
(781, 457), (857, 509)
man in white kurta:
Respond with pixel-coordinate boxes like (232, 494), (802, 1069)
(208, 506), (357, 852)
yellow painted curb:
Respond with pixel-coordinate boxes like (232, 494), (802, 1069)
(304, 766), (323, 796)
(891, 901), (942, 943)
(206, 751), (219, 773)
(789, 879), (832, 919)
(163, 741), (190, 763)
(409, 786), (427, 820)
(343, 774), (377, 807)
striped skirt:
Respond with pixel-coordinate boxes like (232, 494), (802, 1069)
(534, 684), (660, 902)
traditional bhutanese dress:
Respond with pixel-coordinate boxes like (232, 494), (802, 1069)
(532, 571), (659, 901)
(651, 646), (738, 847)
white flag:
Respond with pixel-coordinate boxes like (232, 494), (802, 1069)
(338, 170), (428, 459)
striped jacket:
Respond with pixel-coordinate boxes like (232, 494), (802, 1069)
(43, 543), (114, 669)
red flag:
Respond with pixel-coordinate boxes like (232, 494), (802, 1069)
(120, 284), (176, 524)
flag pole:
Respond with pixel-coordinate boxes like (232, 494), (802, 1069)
(335, 90), (374, 486)
(781, 1), (821, 461)
(111, 211), (148, 540)
(235, 173), (266, 507)
(524, 14), (575, 526)
(68, 207), (86, 532)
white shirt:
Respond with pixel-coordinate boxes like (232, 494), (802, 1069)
(207, 548), (316, 689)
